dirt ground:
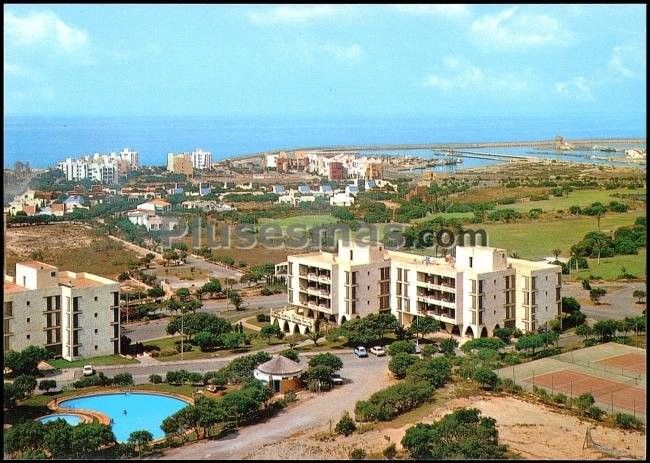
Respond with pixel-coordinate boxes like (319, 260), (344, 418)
(247, 394), (646, 460)
(5, 224), (134, 278)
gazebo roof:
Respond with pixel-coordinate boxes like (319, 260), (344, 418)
(256, 355), (304, 376)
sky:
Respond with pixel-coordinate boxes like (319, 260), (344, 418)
(3, 4), (647, 119)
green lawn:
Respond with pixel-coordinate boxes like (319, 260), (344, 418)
(143, 334), (284, 362)
(495, 188), (646, 213)
(246, 319), (270, 329)
(414, 211), (475, 223)
(473, 212), (643, 260)
(50, 354), (139, 369)
(258, 214), (339, 231)
(572, 249), (647, 281)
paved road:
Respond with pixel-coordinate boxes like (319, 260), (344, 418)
(124, 293), (287, 342)
(150, 353), (392, 460)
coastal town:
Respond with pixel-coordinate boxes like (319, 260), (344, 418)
(4, 138), (647, 460)
(4, 3), (647, 462)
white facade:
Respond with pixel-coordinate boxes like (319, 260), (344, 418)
(191, 149), (213, 170)
(273, 241), (562, 338)
(4, 262), (120, 361)
(57, 148), (139, 184)
(330, 192), (355, 207)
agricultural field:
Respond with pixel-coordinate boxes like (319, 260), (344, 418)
(572, 250), (647, 281)
(5, 224), (137, 279)
(495, 188), (646, 212)
(477, 212), (643, 261)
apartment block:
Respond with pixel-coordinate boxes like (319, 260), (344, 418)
(272, 241), (561, 338)
(167, 153), (194, 176)
(4, 262), (121, 361)
(57, 148), (139, 184)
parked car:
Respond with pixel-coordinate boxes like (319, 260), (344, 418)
(331, 373), (344, 386)
(354, 346), (368, 358)
(369, 346), (386, 356)
(82, 365), (95, 376)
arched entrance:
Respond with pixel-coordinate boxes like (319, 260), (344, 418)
(492, 324), (501, 337)
(451, 325), (461, 336)
(464, 325), (475, 338)
(479, 326), (488, 338)
(281, 320), (289, 332)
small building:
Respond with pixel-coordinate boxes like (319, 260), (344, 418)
(137, 198), (171, 214)
(253, 355), (304, 393)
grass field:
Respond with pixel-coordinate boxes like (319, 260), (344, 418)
(143, 333), (284, 362)
(476, 212), (643, 260)
(495, 188), (646, 213)
(572, 250), (647, 281)
(49, 355), (139, 369)
(414, 211), (475, 223)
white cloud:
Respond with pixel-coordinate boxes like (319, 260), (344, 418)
(424, 56), (528, 93)
(555, 77), (595, 101)
(5, 10), (88, 53)
(608, 44), (645, 79)
(247, 5), (346, 25)
(392, 5), (470, 18)
(470, 7), (571, 49)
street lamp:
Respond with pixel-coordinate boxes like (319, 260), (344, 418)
(181, 303), (185, 361)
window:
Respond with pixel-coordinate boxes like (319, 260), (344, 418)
(94, 296), (98, 301)
(26, 334), (30, 339)
(95, 345), (98, 350)
(367, 286), (370, 290)
(51, 271), (56, 277)
(94, 313), (98, 318)
(469, 256), (473, 268)
(95, 329), (98, 334)
(26, 318), (30, 323)
(26, 301), (30, 306)
(350, 250), (353, 260)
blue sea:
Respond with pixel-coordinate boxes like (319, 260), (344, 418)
(4, 114), (646, 169)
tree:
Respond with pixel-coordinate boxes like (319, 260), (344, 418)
(308, 353), (343, 371)
(575, 324), (592, 341)
(514, 334), (544, 356)
(112, 372), (134, 387)
(13, 374), (37, 399)
(335, 411), (357, 436)
(176, 287), (191, 301)
(406, 357), (451, 388)
(220, 331), (249, 350)
(388, 353), (418, 379)
(38, 379), (57, 393)
(493, 327), (514, 344)
(4, 420), (46, 456)
(70, 423), (116, 457)
(589, 287), (607, 304)
(304, 365), (334, 391)
(4, 345), (51, 377)
(229, 291), (244, 311)
(410, 316), (441, 339)
(473, 367), (499, 390)
(593, 319), (618, 342)
(552, 248), (562, 260)
(306, 324), (322, 346)
(148, 286), (165, 299)
(128, 430), (153, 458)
(440, 337), (458, 357)
(284, 333), (306, 349)
(260, 324), (283, 344)
(166, 312), (232, 340)
(194, 331), (221, 352)
(402, 408), (505, 459)
(633, 289), (646, 304)
(149, 374), (163, 384)
(280, 349), (300, 362)
(388, 340), (416, 356)
(200, 279), (222, 299)
(42, 419), (72, 457)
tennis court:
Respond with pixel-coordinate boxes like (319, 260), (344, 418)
(496, 342), (646, 420)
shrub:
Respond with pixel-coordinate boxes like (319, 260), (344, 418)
(149, 374), (163, 384)
(174, 342), (193, 353)
(355, 381), (433, 422)
(73, 372), (112, 389)
(388, 340), (416, 356)
(586, 405), (605, 420)
(498, 378), (522, 394)
(38, 379), (57, 393)
(335, 411), (357, 436)
(158, 348), (178, 357)
(614, 413), (644, 430)
(284, 390), (298, 403)
(350, 448), (367, 460)
(552, 393), (568, 405)
(256, 313), (270, 323)
(472, 367), (499, 390)
(280, 349), (300, 362)
(383, 443), (397, 460)
(113, 372), (134, 387)
(405, 357), (451, 388)
(388, 353), (418, 379)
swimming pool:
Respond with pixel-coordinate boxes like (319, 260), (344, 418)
(37, 413), (84, 425)
(59, 392), (190, 442)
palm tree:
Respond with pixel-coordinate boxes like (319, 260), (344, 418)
(552, 248), (562, 260)
(510, 251), (520, 259)
(591, 235), (608, 265)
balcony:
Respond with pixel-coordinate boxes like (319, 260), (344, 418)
(418, 309), (456, 322)
(417, 295), (456, 309)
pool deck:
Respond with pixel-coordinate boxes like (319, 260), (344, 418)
(47, 388), (194, 440)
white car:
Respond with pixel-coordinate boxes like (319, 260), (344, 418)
(369, 346), (386, 356)
(82, 365), (95, 376)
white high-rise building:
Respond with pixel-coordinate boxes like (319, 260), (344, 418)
(191, 148), (212, 170)
(56, 148), (139, 184)
(272, 240), (562, 338)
